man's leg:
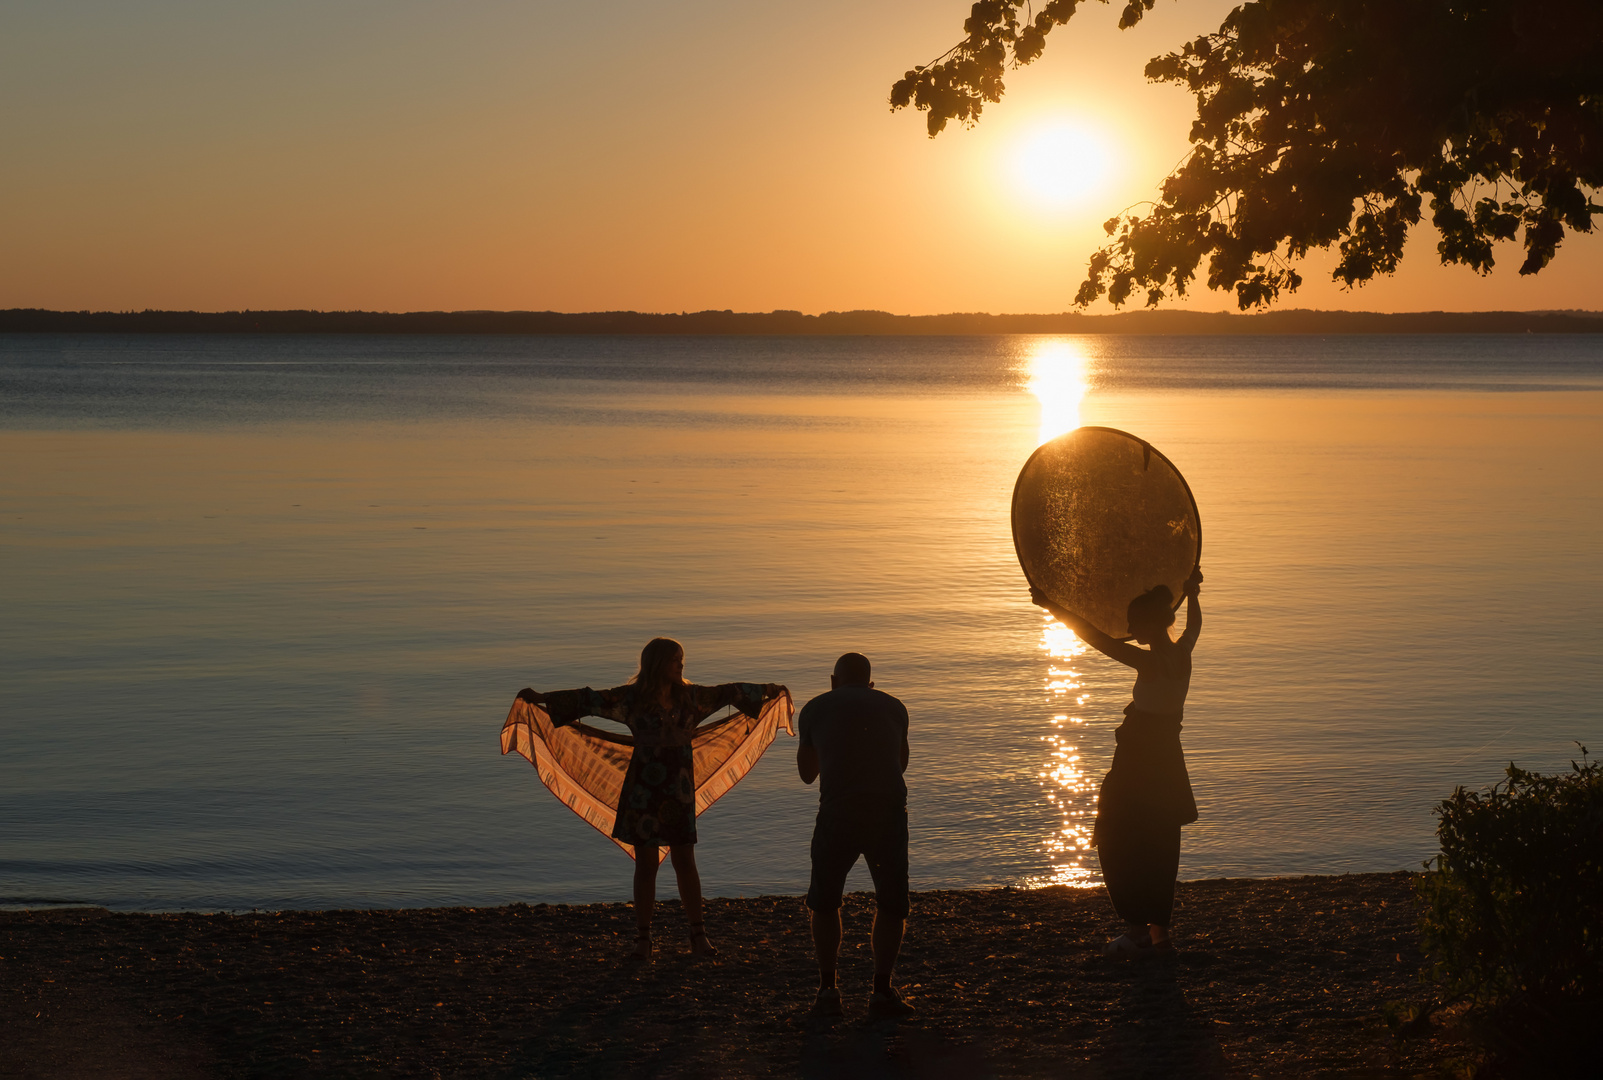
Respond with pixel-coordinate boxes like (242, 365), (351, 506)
(863, 807), (913, 1015)
(811, 906), (843, 989)
(806, 810), (857, 1013)
(870, 911), (905, 996)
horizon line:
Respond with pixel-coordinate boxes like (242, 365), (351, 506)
(9, 305), (1603, 317)
(4, 306), (1602, 336)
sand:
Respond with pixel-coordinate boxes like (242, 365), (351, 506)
(0, 872), (1459, 1078)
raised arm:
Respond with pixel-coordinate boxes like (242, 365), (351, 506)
(516, 685), (631, 727)
(1177, 567), (1203, 650)
(1030, 588), (1148, 668)
(693, 682), (785, 723)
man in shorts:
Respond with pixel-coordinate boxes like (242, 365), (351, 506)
(797, 652), (914, 1020)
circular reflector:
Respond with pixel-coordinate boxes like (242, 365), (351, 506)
(1012, 426), (1200, 640)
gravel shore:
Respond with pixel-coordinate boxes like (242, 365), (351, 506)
(1, 871), (1457, 1078)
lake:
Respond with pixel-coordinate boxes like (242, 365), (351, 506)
(2, 333), (1600, 911)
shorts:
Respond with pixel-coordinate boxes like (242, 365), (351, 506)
(805, 802), (909, 920)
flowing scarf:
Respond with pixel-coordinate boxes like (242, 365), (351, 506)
(500, 690), (795, 861)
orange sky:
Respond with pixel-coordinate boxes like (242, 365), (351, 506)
(3, 0), (1599, 315)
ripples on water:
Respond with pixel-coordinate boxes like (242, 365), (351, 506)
(1, 333), (1600, 910)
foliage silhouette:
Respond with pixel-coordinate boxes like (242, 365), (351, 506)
(1414, 746), (1602, 1077)
(891, 0), (1603, 309)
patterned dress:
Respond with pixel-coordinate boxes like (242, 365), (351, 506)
(542, 682), (769, 847)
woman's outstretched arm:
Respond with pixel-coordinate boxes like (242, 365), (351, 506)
(1178, 567), (1203, 650)
(691, 682), (788, 723)
(1030, 588), (1147, 668)
(516, 685), (631, 726)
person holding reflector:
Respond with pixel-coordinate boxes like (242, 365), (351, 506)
(1012, 426), (1203, 958)
(1032, 573), (1202, 958)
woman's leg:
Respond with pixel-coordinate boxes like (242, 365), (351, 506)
(632, 844), (660, 957)
(668, 844), (717, 955)
(1095, 817), (1147, 932)
(1145, 825), (1182, 946)
(1097, 818), (1181, 949)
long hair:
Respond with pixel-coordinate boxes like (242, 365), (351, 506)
(630, 636), (686, 705)
(1127, 584), (1177, 635)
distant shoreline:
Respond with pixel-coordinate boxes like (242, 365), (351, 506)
(4, 307), (1603, 336)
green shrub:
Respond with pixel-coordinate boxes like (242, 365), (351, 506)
(1416, 745), (1602, 1076)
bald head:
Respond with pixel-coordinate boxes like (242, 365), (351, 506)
(831, 652), (872, 688)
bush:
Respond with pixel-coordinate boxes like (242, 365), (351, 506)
(1415, 745), (1603, 1076)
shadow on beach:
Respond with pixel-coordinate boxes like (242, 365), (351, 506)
(1093, 963), (1229, 1079)
(792, 960), (1227, 1080)
(800, 1025), (996, 1080)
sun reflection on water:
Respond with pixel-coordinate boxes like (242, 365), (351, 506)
(1018, 339), (1099, 887)
(1026, 613), (1099, 888)
(1024, 340), (1091, 445)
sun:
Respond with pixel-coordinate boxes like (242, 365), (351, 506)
(1014, 122), (1113, 209)
(1025, 340), (1091, 444)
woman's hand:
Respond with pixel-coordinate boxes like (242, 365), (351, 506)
(1184, 567), (1204, 598)
(517, 687), (546, 705)
(1030, 586), (1066, 623)
(1031, 587), (1074, 625)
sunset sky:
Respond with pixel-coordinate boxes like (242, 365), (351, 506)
(5, 0), (1600, 315)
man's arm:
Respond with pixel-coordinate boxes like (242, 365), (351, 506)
(797, 744), (819, 784)
(797, 701), (819, 783)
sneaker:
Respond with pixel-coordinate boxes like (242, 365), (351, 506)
(812, 987), (844, 1017)
(867, 987), (916, 1020)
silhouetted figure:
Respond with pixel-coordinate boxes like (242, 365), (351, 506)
(1033, 568), (1203, 958)
(518, 638), (786, 959)
(796, 652), (915, 1019)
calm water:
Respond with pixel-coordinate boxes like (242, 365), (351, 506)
(3, 334), (1601, 911)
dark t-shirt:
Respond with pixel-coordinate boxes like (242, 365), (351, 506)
(798, 685), (909, 809)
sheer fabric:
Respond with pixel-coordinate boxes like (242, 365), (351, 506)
(500, 689), (795, 861)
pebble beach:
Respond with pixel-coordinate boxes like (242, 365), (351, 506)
(0, 871), (1460, 1078)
